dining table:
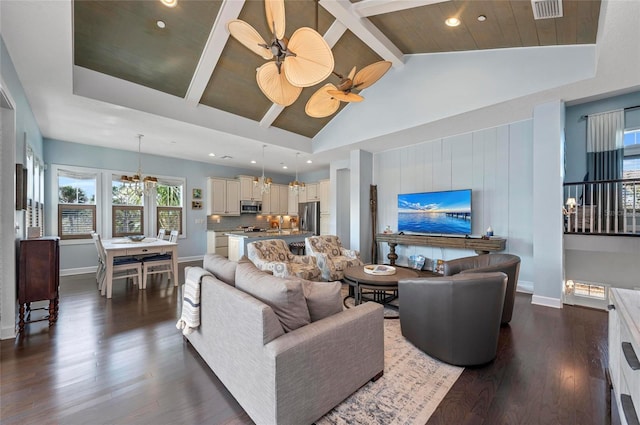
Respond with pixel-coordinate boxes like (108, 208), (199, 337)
(101, 237), (178, 299)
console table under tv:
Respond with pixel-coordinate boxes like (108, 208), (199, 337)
(376, 233), (507, 265)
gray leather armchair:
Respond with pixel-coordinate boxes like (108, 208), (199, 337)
(442, 253), (520, 324)
(399, 272), (507, 366)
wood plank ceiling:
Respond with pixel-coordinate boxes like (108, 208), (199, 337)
(73, 0), (600, 139)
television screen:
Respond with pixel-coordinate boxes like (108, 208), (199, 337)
(397, 189), (472, 235)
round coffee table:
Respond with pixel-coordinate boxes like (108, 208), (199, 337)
(343, 265), (419, 308)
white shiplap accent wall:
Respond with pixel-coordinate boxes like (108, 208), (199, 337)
(374, 120), (534, 290)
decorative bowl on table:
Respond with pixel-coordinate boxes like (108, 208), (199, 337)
(127, 235), (146, 242)
(363, 264), (396, 276)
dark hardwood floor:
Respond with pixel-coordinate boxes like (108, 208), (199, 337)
(2, 265), (614, 425)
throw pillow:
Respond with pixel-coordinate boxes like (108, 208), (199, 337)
(235, 261), (311, 332)
(300, 280), (344, 322)
(203, 254), (237, 286)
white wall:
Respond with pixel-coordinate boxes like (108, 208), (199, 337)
(374, 120), (534, 291)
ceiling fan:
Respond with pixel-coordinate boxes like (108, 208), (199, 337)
(305, 60), (392, 118)
(226, 0), (334, 107)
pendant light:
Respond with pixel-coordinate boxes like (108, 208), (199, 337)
(253, 144), (272, 194)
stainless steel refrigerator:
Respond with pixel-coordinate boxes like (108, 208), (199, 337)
(298, 201), (320, 235)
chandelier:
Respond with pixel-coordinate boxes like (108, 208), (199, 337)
(120, 134), (158, 195)
(289, 152), (305, 194)
(253, 144), (272, 194)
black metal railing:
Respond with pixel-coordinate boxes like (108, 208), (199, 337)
(563, 178), (640, 235)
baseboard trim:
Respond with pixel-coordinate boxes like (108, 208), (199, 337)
(60, 256), (204, 276)
(516, 280), (534, 294)
(531, 294), (563, 309)
(1, 326), (16, 340)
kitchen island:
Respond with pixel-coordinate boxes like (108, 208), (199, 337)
(226, 231), (315, 262)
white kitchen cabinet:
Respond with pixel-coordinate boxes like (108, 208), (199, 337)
(306, 183), (319, 201)
(278, 185), (289, 215)
(207, 178), (240, 216)
(207, 231), (229, 257)
(609, 288), (640, 425)
(262, 184), (281, 215)
(288, 189), (298, 216)
(319, 179), (330, 214)
(239, 175), (262, 201)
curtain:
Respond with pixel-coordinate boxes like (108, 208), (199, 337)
(587, 109), (624, 181)
(586, 110), (624, 230)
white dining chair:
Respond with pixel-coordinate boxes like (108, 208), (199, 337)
(142, 230), (178, 288)
(95, 233), (143, 296)
(92, 232), (106, 290)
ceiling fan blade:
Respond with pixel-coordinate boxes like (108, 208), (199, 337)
(256, 62), (302, 106)
(326, 90), (364, 103)
(347, 66), (357, 81)
(265, 0), (286, 40)
(305, 84), (340, 118)
(352, 60), (392, 90)
(227, 20), (272, 60)
(283, 27), (334, 87)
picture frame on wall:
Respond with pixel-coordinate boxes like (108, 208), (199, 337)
(192, 188), (202, 199)
(192, 201), (202, 210)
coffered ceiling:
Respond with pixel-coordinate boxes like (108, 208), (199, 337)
(73, 0), (599, 139)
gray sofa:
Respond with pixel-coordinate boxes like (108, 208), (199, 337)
(184, 254), (384, 425)
(442, 253), (521, 324)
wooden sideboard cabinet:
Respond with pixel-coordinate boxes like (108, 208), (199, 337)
(18, 237), (60, 334)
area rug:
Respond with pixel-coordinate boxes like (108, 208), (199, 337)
(315, 319), (464, 425)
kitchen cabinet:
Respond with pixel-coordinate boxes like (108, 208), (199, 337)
(207, 230), (229, 257)
(306, 183), (319, 201)
(207, 178), (240, 216)
(262, 184), (290, 215)
(239, 175), (262, 201)
(288, 189), (298, 216)
(319, 179), (330, 214)
(609, 288), (640, 425)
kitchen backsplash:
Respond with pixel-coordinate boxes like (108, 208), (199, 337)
(207, 215), (295, 231)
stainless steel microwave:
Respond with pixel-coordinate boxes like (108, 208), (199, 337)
(240, 200), (262, 214)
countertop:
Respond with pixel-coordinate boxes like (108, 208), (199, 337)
(225, 230), (312, 238)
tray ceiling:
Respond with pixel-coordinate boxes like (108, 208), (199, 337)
(73, 0), (600, 139)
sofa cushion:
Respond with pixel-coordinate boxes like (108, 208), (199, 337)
(235, 261), (311, 332)
(300, 280), (344, 322)
(203, 254), (237, 286)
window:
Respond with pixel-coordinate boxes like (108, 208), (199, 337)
(157, 182), (183, 235)
(112, 178), (144, 237)
(624, 128), (640, 179)
(57, 169), (97, 240)
(26, 147), (45, 236)
(51, 164), (185, 241)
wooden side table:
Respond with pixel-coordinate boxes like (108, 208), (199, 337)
(18, 237), (60, 334)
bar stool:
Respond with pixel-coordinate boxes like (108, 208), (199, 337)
(289, 241), (305, 255)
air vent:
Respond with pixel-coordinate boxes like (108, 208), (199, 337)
(531, 0), (563, 19)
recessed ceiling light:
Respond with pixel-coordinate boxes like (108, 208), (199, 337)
(477, 15), (487, 22)
(156, 20), (166, 29)
(208, 153), (215, 157)
(282, 165), (288, 169)
(445, 17), (461, 27)
(306, 160), (312, 164)
(160, 0), (178, 8)
(250, 160), (256, 164)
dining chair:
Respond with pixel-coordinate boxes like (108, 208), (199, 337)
(142, 230), (178, 288)
(95, 233), (143, 296)
(91, 232), (106, 290)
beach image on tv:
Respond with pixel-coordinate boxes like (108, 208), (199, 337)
(397, 189), (471, 235)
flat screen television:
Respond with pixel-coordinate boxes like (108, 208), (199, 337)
(397, 189), (472, 235)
